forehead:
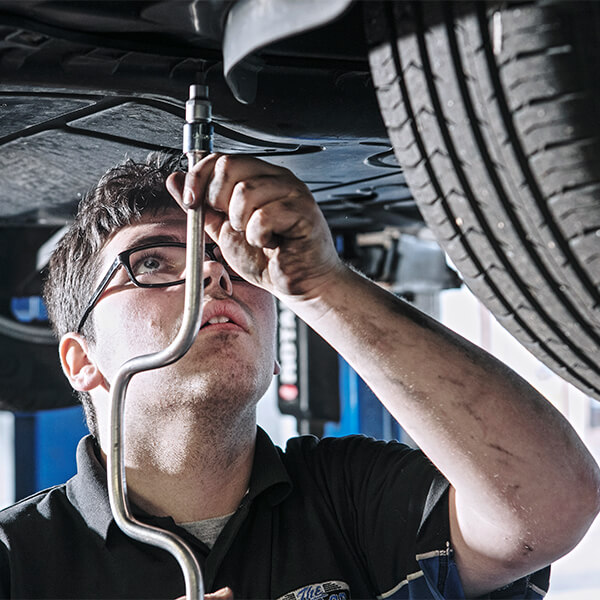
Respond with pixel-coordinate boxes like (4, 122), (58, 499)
(99, 211), (188, 271)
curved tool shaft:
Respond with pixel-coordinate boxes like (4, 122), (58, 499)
(107, 86), (212, 600)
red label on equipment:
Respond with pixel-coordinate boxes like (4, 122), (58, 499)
(279, 384), (299, 402)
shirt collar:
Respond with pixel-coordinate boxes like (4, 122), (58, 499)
(248, 426), (292, 506)
(66, 435), (114, 540)
(65, 427), (292, 542)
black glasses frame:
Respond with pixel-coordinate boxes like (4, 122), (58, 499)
(76, 241), (243, 333)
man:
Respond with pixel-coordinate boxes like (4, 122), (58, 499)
(1, 152), (599, 599)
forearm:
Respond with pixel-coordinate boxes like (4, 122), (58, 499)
(170, 153), (600, 594)
(170, 152), (600, 593)
(282, 264), (600, 559)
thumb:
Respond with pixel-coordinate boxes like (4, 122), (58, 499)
(166, 172), (188, 211)
(204, 206), (227, 242)
(207, 587), (234, 599)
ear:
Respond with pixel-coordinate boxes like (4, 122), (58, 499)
(59, 332), (106, 392)
(273, 359), (281, 376)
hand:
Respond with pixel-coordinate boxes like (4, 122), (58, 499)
(166, 154), (342, 300)
(175, 586), (233, 600)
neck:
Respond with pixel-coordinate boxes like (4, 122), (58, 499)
(100, 406), (257, 523)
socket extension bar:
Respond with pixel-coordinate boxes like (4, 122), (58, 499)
(106, 85), (213, 600)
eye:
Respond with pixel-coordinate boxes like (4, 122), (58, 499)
(129, 246), (185, 283)
(135, 254), (162, 274)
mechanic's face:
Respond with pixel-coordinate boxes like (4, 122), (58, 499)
(83, 210), (277, 418)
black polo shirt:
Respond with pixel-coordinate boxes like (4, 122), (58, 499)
(0, 428), (547, 599)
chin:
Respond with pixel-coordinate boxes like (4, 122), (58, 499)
(169, 352), (273, 402)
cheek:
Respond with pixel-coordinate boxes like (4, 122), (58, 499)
(247, 288), (276, 330)
(249, 289), (277, 356)
(93, 290), (183, 365)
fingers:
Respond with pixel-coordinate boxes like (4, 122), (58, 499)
(166, 153), (223, 210)
(245, 197), (309, 249)
(204, 157), (312, 247)
(208, 156), (291, 218)
(165, 170), (185, 206)
(206, 587), (234, 599)
(164, 153), (337, 295)
(168, 153), (313, 245)
(227, 174), (309, 233)
(203, 206), (227, 241)
(167, 154), (293, 212)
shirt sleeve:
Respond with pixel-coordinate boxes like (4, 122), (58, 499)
(415, 470), (550, 599)
(296, 435), (550, 599)
(291, 435), (449, 595)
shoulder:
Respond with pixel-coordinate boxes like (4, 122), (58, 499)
(284, 432), (407, 453)
(0, 485), (69, 544)
(0, 487), (67, 596)
(280, 434), (439, 493)
(0, 485), (67, 520)
(283, 433), (426, 469)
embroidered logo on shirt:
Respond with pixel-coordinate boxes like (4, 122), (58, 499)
(278, 580), (350, 600)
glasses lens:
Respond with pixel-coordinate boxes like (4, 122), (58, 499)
(129, 245), (186, 285)
(127, 243), (243, 286)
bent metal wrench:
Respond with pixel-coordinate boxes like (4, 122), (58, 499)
(107, 85), (212, 600)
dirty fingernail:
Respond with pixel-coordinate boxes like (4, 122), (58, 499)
(183, 188), (195, 207)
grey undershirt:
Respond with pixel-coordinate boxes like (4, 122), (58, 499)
(178, 512), (235, 549)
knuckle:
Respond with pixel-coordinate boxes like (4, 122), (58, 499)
(236, 179), (256, 195)
(254, 208), (270, 228)
(214, 153), (239, 175)
(281, 198), (298, 212)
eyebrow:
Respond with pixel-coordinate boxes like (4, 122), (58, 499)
(95, 233), (184, 278)
(122, 233), (183, 250)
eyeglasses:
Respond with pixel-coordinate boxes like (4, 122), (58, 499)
(76, 241), (244, 333)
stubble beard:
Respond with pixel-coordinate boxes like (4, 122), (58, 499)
(125, 330), (274, 433)
(122, 353), (271, 476)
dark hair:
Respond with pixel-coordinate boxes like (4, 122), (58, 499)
(43, 152), (184, 435)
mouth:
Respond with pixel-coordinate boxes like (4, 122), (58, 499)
(199, 302), (250, 333)
(201, 315), (239, 331)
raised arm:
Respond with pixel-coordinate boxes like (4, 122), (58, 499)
(167, 154), (600, 597)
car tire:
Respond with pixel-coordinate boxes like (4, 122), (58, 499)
(0, 325), (75, 411)
(0, 226), (76, 411)
(365, 0), (600, 399)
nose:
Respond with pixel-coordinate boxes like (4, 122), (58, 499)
(202, 260), (233, 296)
